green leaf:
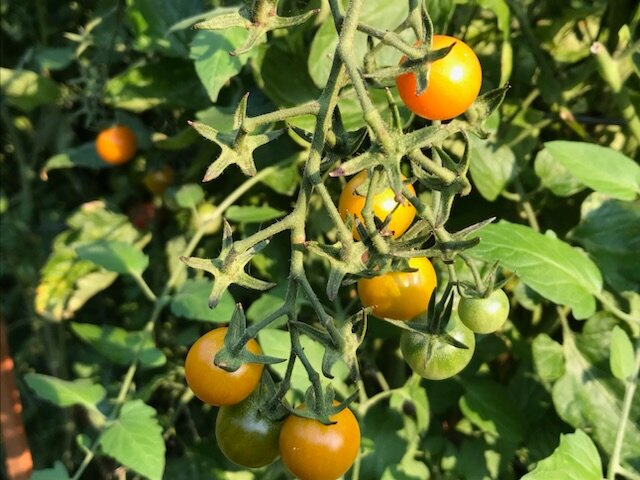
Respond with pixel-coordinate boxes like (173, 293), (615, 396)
(470, 221), (602, 319)
(544, 141), (640, 201)
(76, 240), (148, 276)
(532, 334), (565, 382)
(71, 322), (166, 368)
(521, 430), (602, 480)
(225, 205), (285, 224)
(190, 29), (257, 103)
(24, 373), (105, 409)
(100, 400), (165, 480)
(41, 143), (108, 177)
(30, 462), (70, 480)
(571, 195), (640, 293)
(610, 326), (635, 380)
(552, 314), (640, 473)
(126, 0), (201, 57)
(35, 47), (75, 71)
(360, 402), (408, 478)
(534, 148), (585, 197)
(390, 377), (430, 437)
(469, 135), (517, 201)
(35, 202), (148, 321)
(105, 58), (208, 112)
(260, 156), (301, 196)
(459, 377), (526, 445)
(175, 183), (205, 209)
(170, 278), (235, 322)
(0, 67), (60, 111)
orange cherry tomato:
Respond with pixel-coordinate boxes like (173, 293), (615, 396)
(338, 171), (416, 240)
(143, 165), (174, 195)
(279, 402), (361, 480)
(184, 327), (263, 406)
(396, 35), (482, 121)
(357, 257), (437, 321)
(95, 125), (138, 165)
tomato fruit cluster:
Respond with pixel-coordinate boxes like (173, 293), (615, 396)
(279, 402), (361, 480)
(458, 288), (510, 334)
(400, 314), (476, 380)
(95, 125), (138, 165)
(357, 257), (437, 321)
(338, 171), (416, 240)
(184, 327), (263, 406)
(396, 35), (482, 121)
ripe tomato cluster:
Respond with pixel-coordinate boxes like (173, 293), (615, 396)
(184, 327), (361, 478)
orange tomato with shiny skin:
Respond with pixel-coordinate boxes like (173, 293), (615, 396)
(396, 35), (482, 121)
(279, 402), (360, 480)
(338, 171), (416, 240)
(184, 327), (263, 406)
(95, 125), (138, 165)
(357, 257), (437, 321)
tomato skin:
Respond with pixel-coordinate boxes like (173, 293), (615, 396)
(215, 394), (281, 468)
(396, 35), (482, 121)
(143, 166), (174, 195)
(400, 314), (475, 380)
(128, 202), (156, 230)
(279, 403), (360, 480)
(357, 257), (437, 321)
(338, 171), (416, 240)
(95, 125), (137, 165)
(184, 328), (263, 406)
(458, 289), (510, 334)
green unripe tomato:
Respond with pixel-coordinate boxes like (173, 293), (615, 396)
(193, 203), (222, 235)
(400, 315), (475, 380)
(458, 289), (510, 334)
(215, 394), (282, 468)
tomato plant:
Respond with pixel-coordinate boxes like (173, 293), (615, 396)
(95, 125), (138, 165)
(184, 328), (264, 406)
(357, 257), (437, 320)
(338, 171), (416, 240)
(400, 314), (476, 380)
(396, 34), (482, 120)
(458, 288), (510, 334)
(215, 394), (281, 468)
(279, 403), (361, 480)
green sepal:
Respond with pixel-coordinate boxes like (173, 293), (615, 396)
(465, 84), (511, 136)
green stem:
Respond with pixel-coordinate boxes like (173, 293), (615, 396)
(244, 101), (320, 131)
(595, 292), (640, 326)
(591, 42), (640, 144)
(606, 338), (640, 480)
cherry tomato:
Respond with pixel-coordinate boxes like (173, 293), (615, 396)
(338, 171), (416, 240)
(95, 125), (138, 165)
(143, 166), (174, 195)
(458, 288), (510, 334)
(400, 314), (476, 380)
(192, 203), (222, 235)
(128, 202), (156, 230)
(184, 327), (263, 406)
(279, 402), (360, 480)
(357, 257), (437, 321)
(215, 393), (281, 468)
(396, 35), (482, 121)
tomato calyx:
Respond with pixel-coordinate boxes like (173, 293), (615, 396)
(286, 385), (359, 426)
(213, 304), (286, 372)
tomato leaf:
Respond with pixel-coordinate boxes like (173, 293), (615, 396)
(470, 221), (602, 319)
(30, 462), (70, 480)
(610, 326), (635, 380)
(552, 314), (640, 473)
(225, 205), (285, 224)
(543, 141), (640, 201)
(70, 322), (166, 368)
(174, 183), (205, 209)
(76, 240), (149, 276)
(521, 430), (602, 480)
(0, 67), (60, 111)
(532, 334), (565, 382)
(24, 373), (106, 410)
(189, 28), (257, 103)
(468, 135), (516, 201)
(100, 400), (165, 480)
(170, 278), (235, 323)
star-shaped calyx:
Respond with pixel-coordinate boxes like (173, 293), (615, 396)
(180, 219), (275, 308)
(189, 94), (284, 181)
